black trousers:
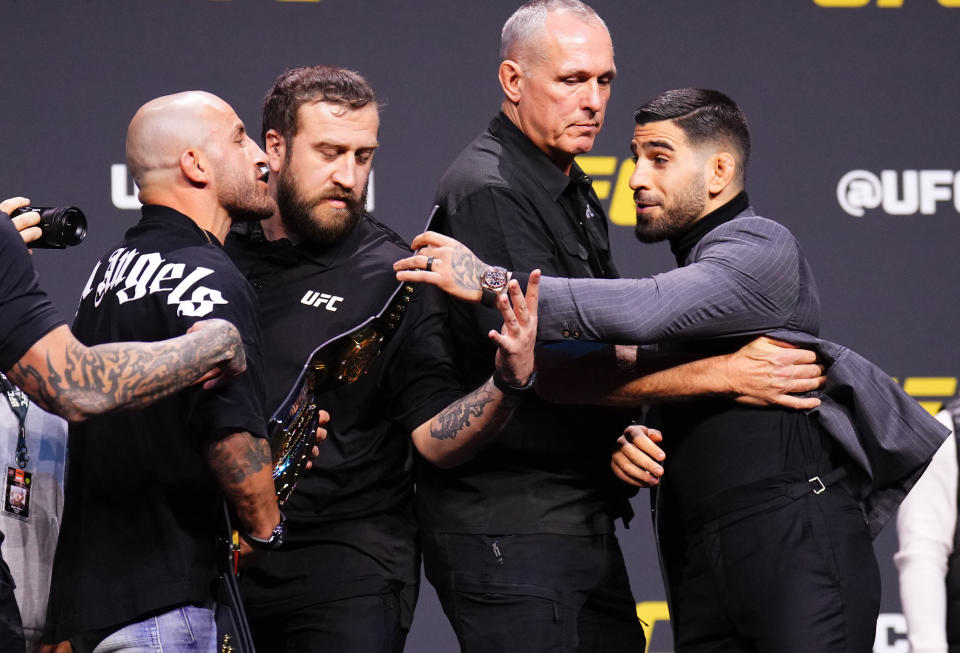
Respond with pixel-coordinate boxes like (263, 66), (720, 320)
(423, 531), (645, 653)
(668, 485), (880, 653)
(247, 584), (416, 653)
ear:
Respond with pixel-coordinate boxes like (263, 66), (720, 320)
(265, 129), (285, 173)
(498, 59), (523, 104)
(180, 149), (209, 186)
(706, 151), (737, 195)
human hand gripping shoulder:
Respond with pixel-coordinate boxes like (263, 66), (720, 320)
(394, 231), (491, 303)
(185, 318), (247, 389)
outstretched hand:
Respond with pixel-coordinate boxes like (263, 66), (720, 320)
(727, 336), (825, 410)
(394, 231), (489, 303)
(492, 271), (540, 388)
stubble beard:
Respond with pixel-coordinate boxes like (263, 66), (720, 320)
(633, 176), (707, 243)
(220, 175), (276, 224)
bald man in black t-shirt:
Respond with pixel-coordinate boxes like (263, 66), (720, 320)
(0, 195), (252, 653)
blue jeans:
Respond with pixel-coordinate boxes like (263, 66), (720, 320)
(90, 605), (216, 653)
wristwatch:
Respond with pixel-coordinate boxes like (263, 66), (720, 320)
(242, 513), (287, 551)
(480, 266), (509, 308)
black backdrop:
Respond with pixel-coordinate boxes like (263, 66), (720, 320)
(3, 2), (959, 650)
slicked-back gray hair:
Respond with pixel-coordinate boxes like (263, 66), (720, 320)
(499, 0), (608, 63)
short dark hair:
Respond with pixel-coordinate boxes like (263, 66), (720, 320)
(261, 65), (378, 144)
(634, 88), (751, 182)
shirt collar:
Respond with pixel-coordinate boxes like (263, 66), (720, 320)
(490, 112), (582, 201)
(669, 191), (750, 265)
(229, 216), (361, 268)
(140, 204), (220, 246)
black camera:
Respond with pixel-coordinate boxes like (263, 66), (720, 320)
(9, 206), (87, 249)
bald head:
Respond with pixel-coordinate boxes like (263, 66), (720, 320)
(125, 91), (235, 190)
(123, 91), (273, 236)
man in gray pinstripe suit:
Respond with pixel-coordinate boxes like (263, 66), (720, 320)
(397, 88), (947, 652)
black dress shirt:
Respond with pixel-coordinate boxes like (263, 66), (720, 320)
(422, 112), (634, 536)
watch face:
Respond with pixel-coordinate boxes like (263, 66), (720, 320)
(482, 267), (508, 290)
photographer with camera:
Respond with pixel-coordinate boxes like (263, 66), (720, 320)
(0, 194), (251, 653)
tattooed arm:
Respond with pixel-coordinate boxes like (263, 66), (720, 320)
(204, 431), (280, 542)
(413, 378), (520, 469)
(411, 273), (540, 469)
(394, 231), (490, 303)
(5, 319), (246, 422)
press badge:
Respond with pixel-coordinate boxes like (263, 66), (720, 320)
(3, 466), (31, 520)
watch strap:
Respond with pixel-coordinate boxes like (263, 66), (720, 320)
(241, 512), (286, 551)
(492, 370), (537, 396)
(480, 285), (501, 309)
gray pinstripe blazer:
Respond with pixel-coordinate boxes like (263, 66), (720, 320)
(535, 206), (947, 537)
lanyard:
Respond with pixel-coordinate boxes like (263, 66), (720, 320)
(0, 372), (29, 468)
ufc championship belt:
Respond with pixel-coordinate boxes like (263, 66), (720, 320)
(269, 207), (439, 504)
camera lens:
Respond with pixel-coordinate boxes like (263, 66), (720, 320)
(44, 207), (87, 247)
(8, 205), (88, 249)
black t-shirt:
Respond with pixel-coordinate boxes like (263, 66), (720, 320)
(425, 113), (634, 536)
(44, 205), (267, 641)
(225, 215), (463, 611)
(0, 213), (65, 372)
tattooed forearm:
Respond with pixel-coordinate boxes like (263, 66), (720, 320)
(430, 383), (498, 441)
(450, 243), (487, 295)
(6, 319), (244, 421)
(417, 377), (522, 469)
(205, 433), (279, 538)
(206, 432), (271, 485)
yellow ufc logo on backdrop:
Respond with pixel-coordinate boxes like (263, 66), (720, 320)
(576, 156), (637, 227)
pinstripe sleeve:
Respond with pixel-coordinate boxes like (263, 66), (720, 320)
(536, 217), (805, 344)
